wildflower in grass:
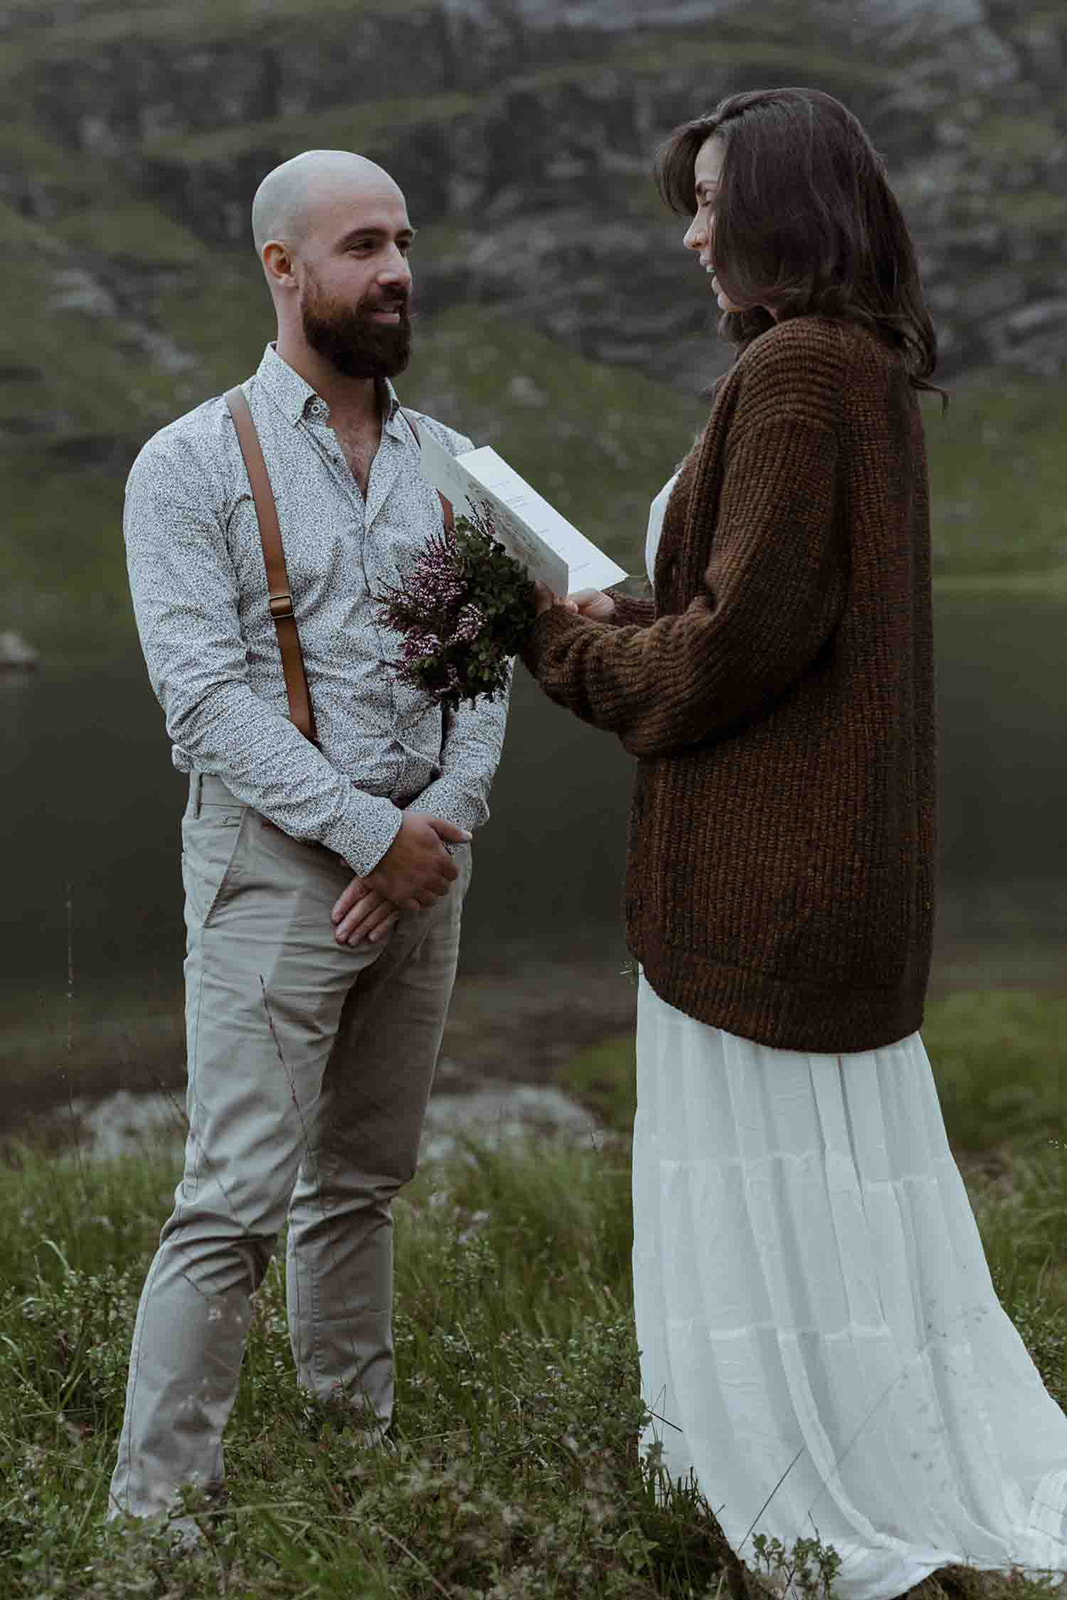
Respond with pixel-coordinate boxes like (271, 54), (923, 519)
(376, 498), (536, 714)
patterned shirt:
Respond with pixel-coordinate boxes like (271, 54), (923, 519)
(124, 343), (509, 878)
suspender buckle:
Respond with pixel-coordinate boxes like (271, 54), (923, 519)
(269, 591), (294, 621)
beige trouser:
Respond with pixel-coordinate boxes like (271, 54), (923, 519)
(108, 773), (469, 1519)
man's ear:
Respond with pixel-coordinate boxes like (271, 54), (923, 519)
(262, 240), (297, 290)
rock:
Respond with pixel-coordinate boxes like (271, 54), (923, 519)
(420, 1081), (607, 1164)
(0, 631), (39, 671)
(47, 1078), (609, 1165)
(506, 373), (547, 406)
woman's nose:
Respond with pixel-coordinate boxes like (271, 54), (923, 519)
(684, 216), (706, 251)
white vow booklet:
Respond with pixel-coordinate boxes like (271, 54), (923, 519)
(416, 423), (628, 595)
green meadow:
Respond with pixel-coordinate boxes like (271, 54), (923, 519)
(1, 989), (1065, 1598)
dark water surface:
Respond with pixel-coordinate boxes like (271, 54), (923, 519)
(3, 591), (1066, 1039)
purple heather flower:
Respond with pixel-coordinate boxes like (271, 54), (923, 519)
(399, 634), (434, 665)
(452, 602), (484, 645)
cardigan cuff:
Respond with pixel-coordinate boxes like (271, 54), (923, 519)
(608, 588), (655, 628)
(519, 604), (587, 680)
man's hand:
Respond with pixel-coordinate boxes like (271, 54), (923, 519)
(365, 813), (470, 910)
(331, 881), (400, 946)
(568, 588), (616, 621)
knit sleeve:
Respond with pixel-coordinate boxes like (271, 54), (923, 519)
(607, 589), (656, 627)
(520, 411), (846, 759)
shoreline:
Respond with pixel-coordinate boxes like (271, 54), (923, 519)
(4, 938), (1066, 1141)
(1, 956), (639, 1140)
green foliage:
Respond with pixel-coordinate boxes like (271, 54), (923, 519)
(376, 503), (537, 714)
(750, 1531), (842, 1600)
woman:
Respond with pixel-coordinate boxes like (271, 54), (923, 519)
(521, 88), (1067, 1600)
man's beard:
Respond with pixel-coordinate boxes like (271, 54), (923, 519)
(300, 269), (412, 380)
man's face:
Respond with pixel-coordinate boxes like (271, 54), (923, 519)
(298, 185), (415, 379)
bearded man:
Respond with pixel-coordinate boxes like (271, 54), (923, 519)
(109, 149), (507, 1522)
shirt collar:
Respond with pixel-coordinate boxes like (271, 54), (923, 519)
(255, 343), (403, 429)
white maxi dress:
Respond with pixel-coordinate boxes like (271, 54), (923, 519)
(632, 475), (1067, 1600)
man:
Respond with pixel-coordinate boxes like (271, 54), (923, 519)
(109, 149), (507, 1520)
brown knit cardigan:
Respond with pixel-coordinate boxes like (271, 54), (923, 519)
(521, 315), (935, 1053)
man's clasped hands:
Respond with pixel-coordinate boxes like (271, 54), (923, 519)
(330, 585), (616, 946)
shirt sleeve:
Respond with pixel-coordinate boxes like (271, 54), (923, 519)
(520, 412), (846, 760)
(405, 664), (510, 834)
(399, 414), (509, 836)
(123, 430), (402, 877)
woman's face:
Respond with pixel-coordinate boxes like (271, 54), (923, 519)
(683, 135), (743, 314)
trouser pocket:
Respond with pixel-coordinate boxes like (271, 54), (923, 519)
(182, 801), (248, 929)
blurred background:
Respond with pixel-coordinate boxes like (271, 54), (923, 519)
(1, 0), (1065, 1123)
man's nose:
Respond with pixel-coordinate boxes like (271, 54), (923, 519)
(378, 246), (412, 287)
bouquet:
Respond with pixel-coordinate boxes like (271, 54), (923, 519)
(377, 499), (537, 714)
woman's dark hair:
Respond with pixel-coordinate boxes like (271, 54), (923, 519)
(656, 87), (943, 397)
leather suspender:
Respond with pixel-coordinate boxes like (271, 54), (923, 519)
(225, 386), (318, 745)
(223, 387), (455, 748)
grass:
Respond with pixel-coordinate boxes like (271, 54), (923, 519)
(1, 990), (1065, 1596)
(0, 1138), (739, 1599)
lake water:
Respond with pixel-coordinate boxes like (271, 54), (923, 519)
(3, 590), (1066, 1054)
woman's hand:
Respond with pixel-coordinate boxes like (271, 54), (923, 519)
(568, 588), (615, 622)
(533, 582), (579, 616)
(533, 583), (614, 621)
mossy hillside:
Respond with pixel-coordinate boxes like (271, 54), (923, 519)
(0, 1), (1063, 600)
(0, 296), (706, 658)
(142, 91), (479, 169)
(5, 284), (1066, 665)
(0, 0), (420, 79)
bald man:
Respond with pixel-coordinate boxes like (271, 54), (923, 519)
(110, 150), (508, 1525)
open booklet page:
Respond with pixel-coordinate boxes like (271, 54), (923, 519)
(416, 424), (628, 595)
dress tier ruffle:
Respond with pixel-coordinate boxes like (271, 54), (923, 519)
(632, 478), (1067, 1600)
